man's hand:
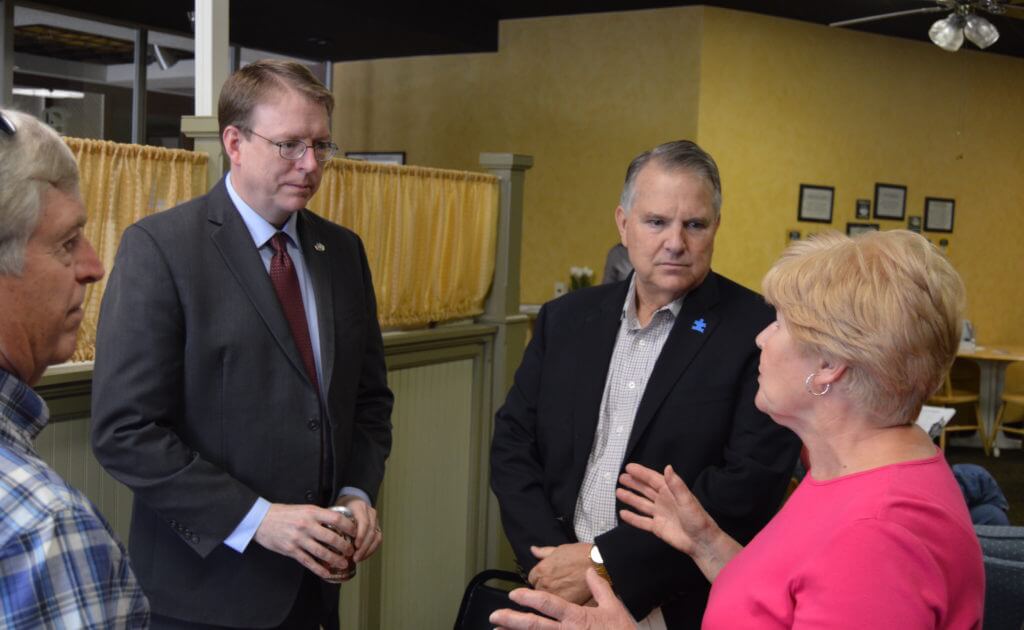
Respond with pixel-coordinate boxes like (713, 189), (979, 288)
(491, 568), (636, 630)
(527, 543), (593, 604)
(336, 495), (382, 563)
(253, 503), (356, 580)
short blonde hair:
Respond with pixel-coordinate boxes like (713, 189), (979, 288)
(0, 108), (80, 275)
(761, 230), (965, 426)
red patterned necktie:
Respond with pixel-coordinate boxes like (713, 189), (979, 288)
(269, 232), (320, 395)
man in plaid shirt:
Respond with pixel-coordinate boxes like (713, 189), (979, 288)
(0, 108), (149, 628)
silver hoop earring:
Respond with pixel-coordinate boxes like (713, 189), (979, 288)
(805, 372), (830, 397)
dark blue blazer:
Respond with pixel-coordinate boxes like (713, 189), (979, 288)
(491, 272), (799, 627)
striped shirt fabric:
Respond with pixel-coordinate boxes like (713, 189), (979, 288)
(0, 368), (149, 629)
(574, 278), (682, 543)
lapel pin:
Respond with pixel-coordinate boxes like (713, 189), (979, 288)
(691, 318), (707, 334)
(314, 242), (326, 252)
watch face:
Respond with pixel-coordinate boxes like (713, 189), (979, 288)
(590, 544), (603, 564)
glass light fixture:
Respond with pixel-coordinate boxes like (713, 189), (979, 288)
(929, 13), (966, 51)
(964, 14), (1000, 49)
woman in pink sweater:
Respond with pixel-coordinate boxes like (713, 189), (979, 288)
(493, 230), (984, 629)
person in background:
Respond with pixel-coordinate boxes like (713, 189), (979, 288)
(602, 242), (633, 284)
(0, 108), (149, 628)
(953, 463), (1010, 525)
(90, 60), (393, 629)
(490, 140), (799, 628)
(493, 230), (984, 629)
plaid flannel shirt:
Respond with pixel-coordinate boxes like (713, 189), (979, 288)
(0, 368), (149, 629)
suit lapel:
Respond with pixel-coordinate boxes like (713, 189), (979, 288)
(297, 212), (336, 393)
(206, 181), (309, 383)
(624, 273), (723, 458)
(571, 285), (628, 478)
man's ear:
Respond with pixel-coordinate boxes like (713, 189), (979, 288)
(222, 126), (244, 167)
(615, 206), (628, 248)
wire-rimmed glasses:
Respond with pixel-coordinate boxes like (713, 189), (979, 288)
(245, 128), (338, 162)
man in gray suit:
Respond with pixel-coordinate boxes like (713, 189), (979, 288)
(91, 60), (393, 629)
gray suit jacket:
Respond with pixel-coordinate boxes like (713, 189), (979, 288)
(91, 178), (393, 627)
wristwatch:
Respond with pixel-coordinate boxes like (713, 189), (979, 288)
(590, 544), (613, 586)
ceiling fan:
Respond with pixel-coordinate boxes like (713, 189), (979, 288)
(830, 0), (1024, 51)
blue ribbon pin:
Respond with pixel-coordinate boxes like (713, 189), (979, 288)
(691, 318), (707, 333)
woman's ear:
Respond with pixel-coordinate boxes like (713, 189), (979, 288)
(817, 360), (846, 386)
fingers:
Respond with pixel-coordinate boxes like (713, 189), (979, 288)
(253, 504), (360, 580)
(584, 568), (614, 604)
(663, 465), (694, 504)
(356, 524), (382, 562)
(490, 608), (560, 630)
(530, 545), (555, 560)
(335, 498), (383, 562)
(322, 507), (358, 539)
(620, 463), (667, 501)
(618, 506), (655, 534)
(509, 587), (578, 622)
(616, 485), (655, 517)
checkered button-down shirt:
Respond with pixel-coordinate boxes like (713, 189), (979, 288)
(574, 279), (682, 543)
(0, 368), (149, 629)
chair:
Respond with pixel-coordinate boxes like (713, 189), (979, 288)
(453, 569), (531, 630)
(975, 525), (1024, 630)
(992, 391), (1024, 447)
(928, 371), (985, 454)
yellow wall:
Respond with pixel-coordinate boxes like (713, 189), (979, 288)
(698, 8), (1024, 353)
(334, 6), (1024, 362)
(333, 8), (705, 304)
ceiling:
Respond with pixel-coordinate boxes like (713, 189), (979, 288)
(16, 0), (1024, 62)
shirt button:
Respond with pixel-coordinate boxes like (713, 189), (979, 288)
(308, 419), (321, 431)
(616, 426), (623, 433)
(603, 472), (611, 480)
(305, 491), (316, 502)
(627, 381), (636, 389)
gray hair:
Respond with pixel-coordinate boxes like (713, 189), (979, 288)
(619, 140), (722, 216)
(0, 108), (80, 275)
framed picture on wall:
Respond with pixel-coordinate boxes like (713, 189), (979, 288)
(798, 184), (834, 223)
(856, 199), (871, 219)
(846, 222), (880, 236)
(873, 183), (906, 220)
(345, 151), (406, 165)
(924, 197), (955, 232)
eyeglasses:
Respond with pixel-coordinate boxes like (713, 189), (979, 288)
(0, 112), (16, 136)
(244, 128), (338, 162)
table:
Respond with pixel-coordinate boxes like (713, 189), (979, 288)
(955, 344), (1024, 455)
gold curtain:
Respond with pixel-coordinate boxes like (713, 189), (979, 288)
(64, 138), (208, 361)
(310, 159), (499, 328)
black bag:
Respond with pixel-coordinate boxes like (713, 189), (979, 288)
(453, 569), (532, 630)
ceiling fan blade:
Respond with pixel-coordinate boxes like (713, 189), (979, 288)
(830, 6), (947, 27)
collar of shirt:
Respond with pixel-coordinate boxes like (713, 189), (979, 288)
(620, 275), (684, 331)
(0, 368), (47, 446)
(225, 172), (301, 250)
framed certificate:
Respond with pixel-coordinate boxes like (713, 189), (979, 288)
(847, 222), (880, 236)
(924, 197), (955, 233)
(873, 183), (907, 220)
(798, 184), (834, 223)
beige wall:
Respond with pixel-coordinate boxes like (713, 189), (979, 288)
(334, 6), (1024, 386)
(334, 8), (705, 304)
